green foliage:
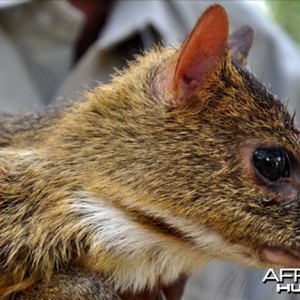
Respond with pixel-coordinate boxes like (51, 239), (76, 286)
(267, 0), (300, 44)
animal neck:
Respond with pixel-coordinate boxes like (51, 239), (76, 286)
(70, 192), (209, 293)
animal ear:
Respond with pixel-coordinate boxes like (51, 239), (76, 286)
(229, 26), (254, 66)
(156, 5), (229, 107)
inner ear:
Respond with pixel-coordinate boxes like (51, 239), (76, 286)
(173, 5), (229, 101)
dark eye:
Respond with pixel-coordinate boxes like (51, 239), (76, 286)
(252, 148), (290, 182)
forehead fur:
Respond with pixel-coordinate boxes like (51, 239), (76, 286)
(102, 45), (288, 116)
(86, 44), (295, 157)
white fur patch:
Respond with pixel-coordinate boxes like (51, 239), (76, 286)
(71, 193), (257, 292)
(0, 149), (36, 161)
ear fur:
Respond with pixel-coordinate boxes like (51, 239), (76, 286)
(229, 25), (254, 66)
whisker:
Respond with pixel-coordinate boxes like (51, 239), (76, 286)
(213, 264), (241, 300)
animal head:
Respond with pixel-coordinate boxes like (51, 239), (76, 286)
(51, 5), (300, 272)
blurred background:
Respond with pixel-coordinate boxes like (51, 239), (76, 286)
(267, 1), (300, 46)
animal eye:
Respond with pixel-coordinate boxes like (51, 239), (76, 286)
(252, 148), (290, 182)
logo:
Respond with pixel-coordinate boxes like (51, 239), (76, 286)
(262, 268), (300, 293)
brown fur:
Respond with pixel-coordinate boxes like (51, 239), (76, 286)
(14, 267), (119, 300)
(0, 4), (300, 299)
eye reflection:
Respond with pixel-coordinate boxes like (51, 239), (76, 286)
(252, 148), (290, 182)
